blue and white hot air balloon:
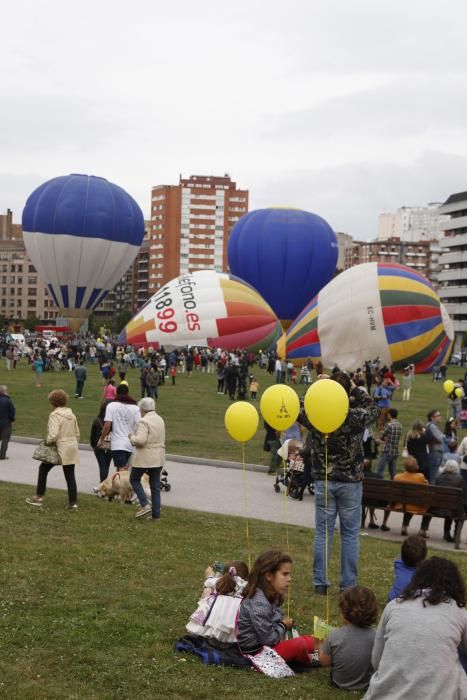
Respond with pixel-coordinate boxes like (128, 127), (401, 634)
(22, 174), (145, 328)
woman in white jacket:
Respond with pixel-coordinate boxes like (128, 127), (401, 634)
(129, 397), (165, 520)
(26, 390), (80, 509)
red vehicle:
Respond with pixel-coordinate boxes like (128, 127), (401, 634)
(35, 325), (72, 339)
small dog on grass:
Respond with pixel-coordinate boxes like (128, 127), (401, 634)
(97, 470), (151, 504)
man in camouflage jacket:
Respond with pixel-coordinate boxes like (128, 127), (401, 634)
(299, 373), (379, 594)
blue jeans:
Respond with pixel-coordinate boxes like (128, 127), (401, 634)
(111, 450), (132, 470)
(314, 480), (362, 590)
(130, 467), (162, 518)
(376, 452), (398, 479)
(428, 451), (443, 484)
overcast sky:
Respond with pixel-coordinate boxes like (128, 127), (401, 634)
(2, 0), (467, 239)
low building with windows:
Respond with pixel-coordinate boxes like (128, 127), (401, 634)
(344, 237), (432, 279)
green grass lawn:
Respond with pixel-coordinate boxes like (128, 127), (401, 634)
(2, 360), (464, 468)
(2, 482), (467, 700)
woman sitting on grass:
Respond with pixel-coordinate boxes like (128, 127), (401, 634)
(319, 586), (378, 691)
(364, 557), (467, 699)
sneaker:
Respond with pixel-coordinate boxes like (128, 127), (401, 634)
(67, 504), (78, 510)
(368, 522), (379, 529)
(314, 585), (328, 596)
(26, 496), (43, 507)
(380, 525), (391, 532)
(135, 504), (152, 518)
(92, 485), (100, 494)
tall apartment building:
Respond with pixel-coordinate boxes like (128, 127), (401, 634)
(377, 203), (447, 242)
(437, 191), (467, 348)
(132, 237), (150, 312)
(149, 174), (248, 294)
(344, 237), (432, 279)
(335, 232), (353, 272)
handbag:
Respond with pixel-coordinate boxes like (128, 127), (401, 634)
(245, 646), (295, 678)
(32, 440), (61, 464)
(99, 434), (111, 451)
(97, 418), (111, 451)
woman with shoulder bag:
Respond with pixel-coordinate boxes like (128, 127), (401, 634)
(90, 400), (113, 484)
(26, 390), (80, 509)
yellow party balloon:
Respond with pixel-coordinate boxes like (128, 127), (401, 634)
(224, 402), (259, 443)
(443, 380), (455, 395)
(304, 379), (349, 435)
(260, 385), (300, 432)
(455, 387), (464, 399)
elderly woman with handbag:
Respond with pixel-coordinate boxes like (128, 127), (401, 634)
(26, 390), (80, 509)
(129, 397), (165, 520)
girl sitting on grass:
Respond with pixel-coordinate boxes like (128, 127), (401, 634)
(236, 550), (316, 665)
(319, 586), (378, 691)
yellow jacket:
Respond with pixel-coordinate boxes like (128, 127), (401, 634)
(47, 407), (80, 465)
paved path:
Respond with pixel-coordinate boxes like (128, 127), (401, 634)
(1, 438), (464, 553)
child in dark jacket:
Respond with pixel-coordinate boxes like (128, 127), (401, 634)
(387, 534), (427, 601)
(236, 550), (316, 665)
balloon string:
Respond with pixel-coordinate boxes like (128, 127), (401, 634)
(280, 435), (291, 617)
(325, 436), (329, 625)
(241, 442), (251, 570)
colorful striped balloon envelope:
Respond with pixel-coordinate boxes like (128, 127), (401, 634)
(283, 263), (454, 372)
(119, 270), (283, 353)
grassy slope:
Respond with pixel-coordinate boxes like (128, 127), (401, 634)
(2, 483), (467, 700)
(1, 363), (465, 697)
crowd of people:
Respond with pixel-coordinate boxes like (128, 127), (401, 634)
(3, 331), (467, 692)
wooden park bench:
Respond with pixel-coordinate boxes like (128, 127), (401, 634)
(362, 477), (466, 549)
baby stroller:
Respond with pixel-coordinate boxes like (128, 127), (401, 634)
(273, 440), (314, 499)
(161, 468), (171, 492)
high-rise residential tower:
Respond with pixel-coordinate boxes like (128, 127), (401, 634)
(149, 174), (248, 294)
